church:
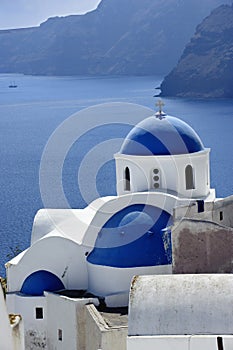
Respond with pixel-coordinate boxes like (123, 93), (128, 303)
(4, 103), (233, 349)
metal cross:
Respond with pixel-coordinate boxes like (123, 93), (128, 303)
(156, 99), (165, 114)
(155, 99), (166, 119)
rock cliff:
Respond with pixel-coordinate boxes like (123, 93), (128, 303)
(0, 0), (229, 76)
(160, 4), (233, 98)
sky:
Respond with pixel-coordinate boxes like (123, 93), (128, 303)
(0, 0), (102, 29)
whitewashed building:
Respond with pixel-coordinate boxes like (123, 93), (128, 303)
(5, 106), (232, 349)
(128, 274), (233, 350)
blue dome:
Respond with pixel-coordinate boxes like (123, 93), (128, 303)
(87, 204), (172, 268)
(120, 115), (204, 156)
(119, 211), (154, 228)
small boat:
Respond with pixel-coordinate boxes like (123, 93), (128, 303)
(9, 82), (17, 88)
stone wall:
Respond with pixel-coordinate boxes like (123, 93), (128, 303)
(85, 304), (128, 350)
(172, 218), (233, 274)
(172, 195), (233, 274)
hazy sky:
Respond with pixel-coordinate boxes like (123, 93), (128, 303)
(0, 0), (102, 29)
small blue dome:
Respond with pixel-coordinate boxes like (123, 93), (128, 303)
(119, 211), (154, 228)
(120, 115), (204, 156)
(87, 204), (172, 268)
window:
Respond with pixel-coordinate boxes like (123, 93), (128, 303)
(220, 211), (223, 221)
(58, 329), (63, 341)
(124, 167), (131, 191)
(35, 307), (43, 319)
(197, 200), (204, 213)
(152, 169), (160, 189)
(185, 165), (195, 190)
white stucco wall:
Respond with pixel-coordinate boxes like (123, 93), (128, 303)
(31, 197), (116, 245)
(7, 292), (99, 350)
(7, 293), (47, 349)
(82, 191), (188, 247)
(6, 235), (89, 293)
(127, 335), (233, 350)
(46, 292), (99, 350)
(115, 150), (210, 199)
(87, 264), (172, 307)
(128, 274), (233, 336)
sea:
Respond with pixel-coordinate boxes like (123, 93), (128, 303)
(0, 73), (233, 277)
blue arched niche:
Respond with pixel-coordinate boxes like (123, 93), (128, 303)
(21, 270), (64, 296)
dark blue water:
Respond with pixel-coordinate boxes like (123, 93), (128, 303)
(0, 74), (233, 276)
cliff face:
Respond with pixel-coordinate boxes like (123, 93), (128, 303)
(0, 0), (229, 76)
(160, 4), (233, 98)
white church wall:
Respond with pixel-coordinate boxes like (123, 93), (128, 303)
(115, 154), (178, 195)
(87, 263), (172, 307)
(83, 192), (185, 248)
(172, 150), (210, 198)
(115, 150), (210, 199)
(114, 156), (158, 193)
(31, 209), (68, 245)
(31, 208), (96, 246)
(6, 236), (88, 293)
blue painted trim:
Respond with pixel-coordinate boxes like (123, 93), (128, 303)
(87, 204), (172, 268)
(21, 270), (65, 296)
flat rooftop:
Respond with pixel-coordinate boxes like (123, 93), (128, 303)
(55, 289), (128, 328)
(98, 306), (128, 328)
